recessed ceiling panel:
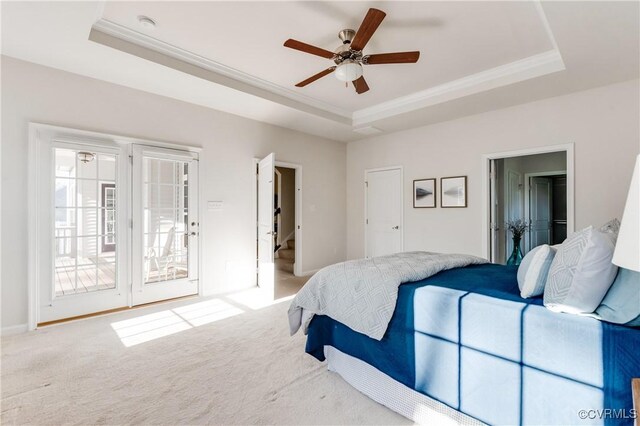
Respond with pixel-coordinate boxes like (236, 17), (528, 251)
(100, 1), (555, 112)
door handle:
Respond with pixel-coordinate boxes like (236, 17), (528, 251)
(392, 226), (399, 230)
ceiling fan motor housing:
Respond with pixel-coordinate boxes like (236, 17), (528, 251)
(334, 29), (363, 65)
(338, 29), (356, 44)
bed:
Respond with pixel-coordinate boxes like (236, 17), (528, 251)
(301, 263), (640, 425)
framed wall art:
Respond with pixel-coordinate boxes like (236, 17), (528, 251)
(413, 178), (436, 208)
(441, 176), (467, 208)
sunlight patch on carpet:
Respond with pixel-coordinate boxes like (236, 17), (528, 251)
(227, 287), (295, 310)
(111, 299), (244, 347)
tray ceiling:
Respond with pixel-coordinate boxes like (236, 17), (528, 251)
(2, 1), (638, 141)
(99, 1), (555, 112)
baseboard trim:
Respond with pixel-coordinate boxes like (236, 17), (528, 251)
(1, 323), (29, 336)
(299, 268), (320, 277)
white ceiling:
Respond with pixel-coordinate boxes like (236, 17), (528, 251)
(2, 1), (639, 142)
(101, 1), (554, 111)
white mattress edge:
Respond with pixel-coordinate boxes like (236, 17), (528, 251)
(324, 345), (485, 426)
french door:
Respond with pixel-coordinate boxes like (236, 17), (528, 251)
(131, 145), (199, 305)
(37, 141), (129, 323)
(34, 129), (199, 325)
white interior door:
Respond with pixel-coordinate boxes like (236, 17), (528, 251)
(132, 145), (199, 306)
(366, 168), (403, 258)
(528, 176), (552, 251)
(37, 142), (129, 323)
(257, 153), (275, 292)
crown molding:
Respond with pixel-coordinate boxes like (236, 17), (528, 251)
(352, 49), (565, 127)
(92, 2), (564, 133)
(533, 0), (561, 53)
(352, 1), (564, 127)
(91, 19), (352, 121)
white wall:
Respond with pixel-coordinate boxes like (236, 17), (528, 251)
(347, 79), (640, 259)
(1, 56), (347, 330)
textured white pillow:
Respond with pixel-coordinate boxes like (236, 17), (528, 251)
(599, 218), (620, 237)
(543, 226), (618, 314)
(517, 245), (556, 298)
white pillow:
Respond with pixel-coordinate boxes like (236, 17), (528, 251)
(543, 226), (618, 314)
(517, 245), (556, 298)
(599, 218), (620, 237)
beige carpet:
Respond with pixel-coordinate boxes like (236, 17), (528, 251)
(274, 260), (309, 300)
(1, 289), (410, 425)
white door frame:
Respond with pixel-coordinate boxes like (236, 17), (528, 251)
(28, 123), (202, 331)
(364, 165), (404, 259)
(253, 158), (303, 277)
(481, 144), (574, 261)
(523, 170), (566, 252)
(274, 168), (282, 253)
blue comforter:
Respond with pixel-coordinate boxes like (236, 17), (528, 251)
(306, 263), (640, 426)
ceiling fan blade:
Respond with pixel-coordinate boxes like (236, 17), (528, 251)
(352, 76), (370, 94)
(350, 8), (386, 51)
(364, 51), (421, 65)
(295, 67), (336, 87)
(284, 39), (335, 59)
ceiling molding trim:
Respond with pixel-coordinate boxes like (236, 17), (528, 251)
(534, 0), (562, 53)
(92, 7), (566, 132)
(91, 18), (352, 121)
(352, 49), (566, 127)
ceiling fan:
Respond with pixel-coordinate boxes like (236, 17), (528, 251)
(283, 8), (420, 94)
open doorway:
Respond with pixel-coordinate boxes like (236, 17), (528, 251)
(274, 166), (297, 276)
(255, 157), (304, 300)
(484, 146), (574, 264)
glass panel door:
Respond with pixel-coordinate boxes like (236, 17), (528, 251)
(33, 128), (200, 325)
(54, 149), (118, 295)
(132, 145), (198, 305)
(143, 157), (189, 283)
(38, 142), (129, 323)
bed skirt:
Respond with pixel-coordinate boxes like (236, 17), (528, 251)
(324, 345), (485, 426)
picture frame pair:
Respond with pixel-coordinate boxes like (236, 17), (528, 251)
(413, 176), (467, 208)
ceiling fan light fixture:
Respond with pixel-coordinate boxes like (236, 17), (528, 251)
(334, 60), (363, 82)
(77, 151), (96, 163)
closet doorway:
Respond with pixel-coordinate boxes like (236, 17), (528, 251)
(483, 145), (574, 264)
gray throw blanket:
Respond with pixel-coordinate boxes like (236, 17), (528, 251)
(288, 251), (488, 341)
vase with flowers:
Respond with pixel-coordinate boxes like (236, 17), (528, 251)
(505, 219), (528, 266)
